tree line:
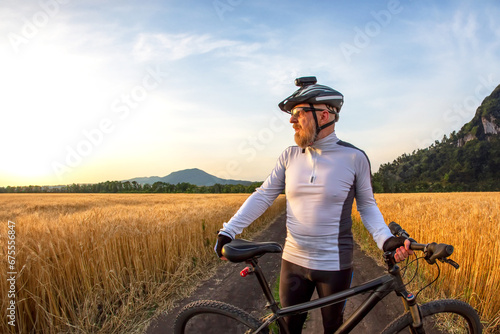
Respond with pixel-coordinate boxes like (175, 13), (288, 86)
(0, 181), (264, 194)
(372, 133), (500, 193)
(373, 83), (500, 193)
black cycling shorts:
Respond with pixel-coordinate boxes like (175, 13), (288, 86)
(279, 259), (353, 334)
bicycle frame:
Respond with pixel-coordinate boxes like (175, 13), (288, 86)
(246, 253), (414, 334)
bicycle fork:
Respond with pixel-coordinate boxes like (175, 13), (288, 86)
(400, 291), (424, 333)
(385, 252), (424, 334)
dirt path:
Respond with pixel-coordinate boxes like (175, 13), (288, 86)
(145, 213), (404, 333)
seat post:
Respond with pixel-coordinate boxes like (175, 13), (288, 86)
(248, 258), (279, 311)
(248, 257), (291, 334)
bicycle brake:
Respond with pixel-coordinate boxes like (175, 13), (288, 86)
(438, 258), (460, 269)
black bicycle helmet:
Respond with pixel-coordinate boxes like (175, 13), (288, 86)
(279, 76), (344, 141)
(278, 76), (344, 117)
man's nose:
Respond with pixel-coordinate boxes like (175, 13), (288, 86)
(290, 115), (297, 123)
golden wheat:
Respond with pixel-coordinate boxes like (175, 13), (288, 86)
(352, 192), (500, 333)
(0, 193), (286, 334)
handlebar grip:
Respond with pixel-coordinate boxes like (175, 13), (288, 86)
(388, 221), (401, 235)
(426, 242), (454, 264)
(388, 222), (410, 239)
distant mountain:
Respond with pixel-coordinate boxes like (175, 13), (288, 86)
(373, 83), (500, 192)
(125, 168), (254, 186)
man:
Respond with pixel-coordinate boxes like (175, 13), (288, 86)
(215, 77), (412, 333)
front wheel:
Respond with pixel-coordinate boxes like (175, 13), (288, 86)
(173, 300), (269, 334)
(382, 299), (482, 333)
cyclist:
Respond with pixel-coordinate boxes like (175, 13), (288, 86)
(215, 77), (412, 333)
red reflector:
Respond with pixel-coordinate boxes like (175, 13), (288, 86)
(240, 267), (250, 277)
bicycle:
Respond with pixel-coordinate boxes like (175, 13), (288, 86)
(173, 222), (482, 333)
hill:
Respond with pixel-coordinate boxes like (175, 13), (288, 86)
(0, 168), (257, 193)
(126, 168), (254, 186)
(373, 83), (500, 192)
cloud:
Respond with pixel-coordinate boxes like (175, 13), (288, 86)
(132, 33), (244, 62)
(2, 0), (500, 185)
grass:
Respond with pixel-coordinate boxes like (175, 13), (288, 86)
(268, 274), (281, 334)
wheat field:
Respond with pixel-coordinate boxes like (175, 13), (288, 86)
(0, 193), (286, 334)
(2, 192), (498, 333)
(352, 192), (500, 333)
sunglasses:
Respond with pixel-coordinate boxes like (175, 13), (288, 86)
(290, 107), (326, 118)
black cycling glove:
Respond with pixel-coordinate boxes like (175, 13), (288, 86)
(214, 233), (232, 258)
(382, 236), (407, 252)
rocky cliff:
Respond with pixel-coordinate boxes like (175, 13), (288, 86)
(457, 84), (500, 146)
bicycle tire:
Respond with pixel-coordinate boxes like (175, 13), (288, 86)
(382, 299), (482, 333)
(173, 300), (269, 334)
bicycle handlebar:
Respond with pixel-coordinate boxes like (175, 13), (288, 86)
(388, 221), (410, 239)
(388, 222), (459, 269)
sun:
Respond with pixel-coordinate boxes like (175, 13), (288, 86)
(0, 39), (113, 186)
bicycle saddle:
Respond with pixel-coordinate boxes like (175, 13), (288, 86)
(222, 239), (283, 262)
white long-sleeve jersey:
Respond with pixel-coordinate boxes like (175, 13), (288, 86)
(220, 132), (393, 271)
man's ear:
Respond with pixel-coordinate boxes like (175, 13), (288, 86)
(320, 109), (331, 123)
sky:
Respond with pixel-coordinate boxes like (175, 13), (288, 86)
(1, 0), (500, 187)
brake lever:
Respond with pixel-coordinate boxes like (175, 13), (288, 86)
(438, 258), (460, 269)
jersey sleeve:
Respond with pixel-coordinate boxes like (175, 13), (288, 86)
(219, 149), (288, 239)
(354, 151), (393, 250)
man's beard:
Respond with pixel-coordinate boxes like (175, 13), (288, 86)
(294, 122), (316, 148)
